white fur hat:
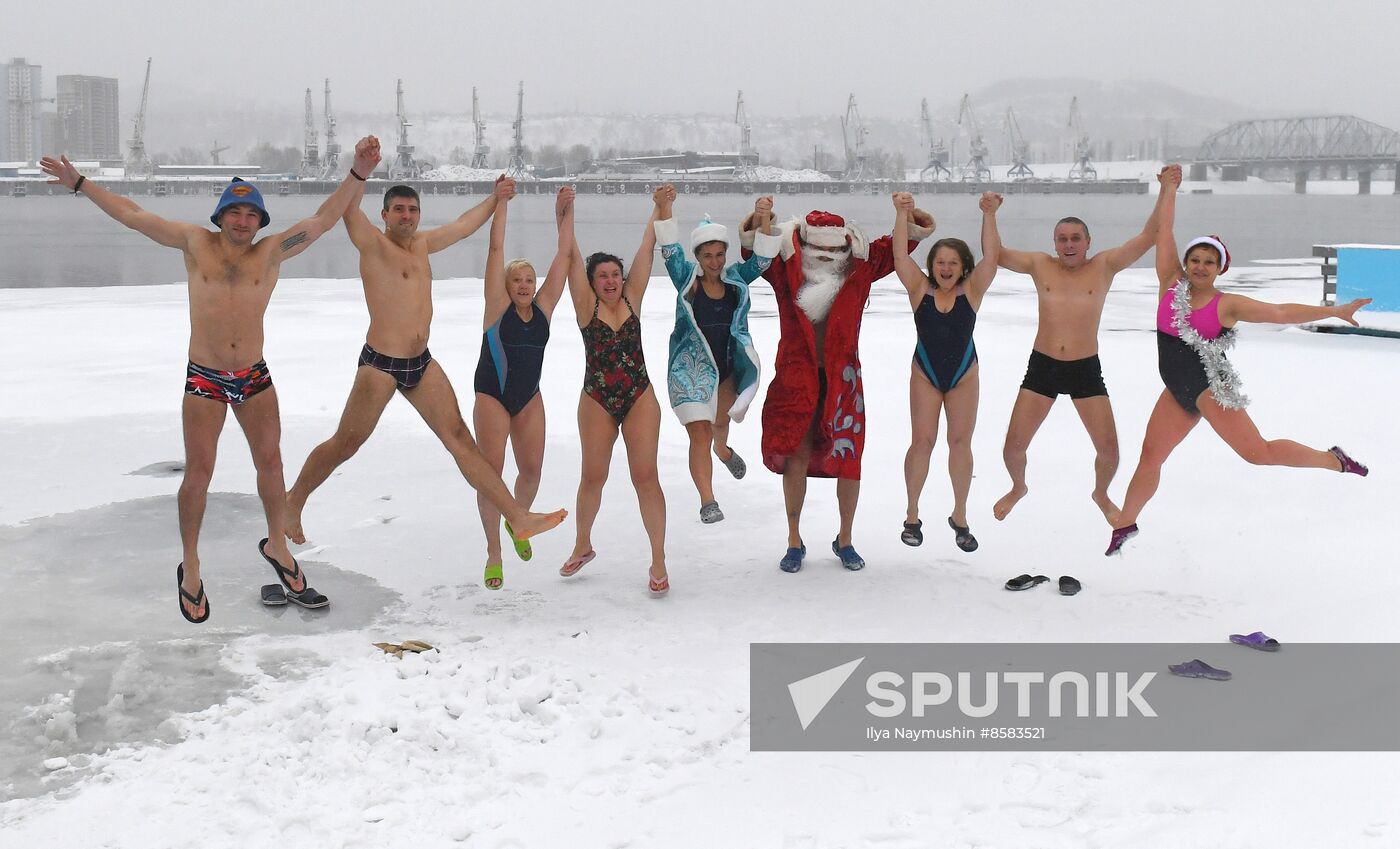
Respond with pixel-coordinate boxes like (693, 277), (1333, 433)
(691, 217), (728, 253)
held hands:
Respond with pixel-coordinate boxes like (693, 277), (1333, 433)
(494, 174), (517, 202)
(352, 136), (381, 177)
(1335, 297), (1372, 327)
(979, 191), (1003, 214)
(891, 191), (915, 214)
(555, 185), (575, 220)
(1158, 163), (1182, 189)
(39, 154), (81, 190)
(653, 183), (677, 217)
(753, 195), (774, 226)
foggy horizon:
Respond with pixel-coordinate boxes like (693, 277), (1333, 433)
(5, 0), (1399, 129)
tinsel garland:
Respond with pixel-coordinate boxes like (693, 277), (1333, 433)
(1171, 278), (1249, 410)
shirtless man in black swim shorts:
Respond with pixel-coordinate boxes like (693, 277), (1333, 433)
(284, 177), (567, 547)
(992, 169), (1173, 523)
(41, 137), (382, 623)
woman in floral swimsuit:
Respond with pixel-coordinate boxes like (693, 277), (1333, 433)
(559, 185), (670, 597)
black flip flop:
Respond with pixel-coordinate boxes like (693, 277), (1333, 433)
(901, 520), (923, 547)
(1005, 574), (1050, 591)
(258, 537), (307, 595)
(176, 563), (210, 624)
(260, 583), (288, 606)
(1059, 575), (1082, 596)
(286, 586), (330, 610)
(947, 517), (979, 553)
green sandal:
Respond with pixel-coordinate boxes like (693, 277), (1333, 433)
(483, 562), (504, 590)
(503, 520), (532, 562)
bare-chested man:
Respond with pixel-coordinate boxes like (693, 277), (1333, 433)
(40, 136), (383, 624)
(284, 177), (567, 551)
(993, 172), (1172, 522)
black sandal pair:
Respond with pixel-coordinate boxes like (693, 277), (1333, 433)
(900, 517), (979, 552)
(1004, 574), (1081, 595)
(259, 538), (329, 609)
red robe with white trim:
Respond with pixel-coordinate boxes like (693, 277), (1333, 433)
(744, 226), (921, 480)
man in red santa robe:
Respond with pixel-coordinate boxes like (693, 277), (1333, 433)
(741, 206), (933, 573)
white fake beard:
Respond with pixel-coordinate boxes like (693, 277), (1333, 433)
(797, 252), (851, 323)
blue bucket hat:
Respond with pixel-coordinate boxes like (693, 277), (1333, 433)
(211, 178), (270, 229)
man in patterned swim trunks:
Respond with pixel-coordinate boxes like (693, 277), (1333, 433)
(41, 137), (382, 624)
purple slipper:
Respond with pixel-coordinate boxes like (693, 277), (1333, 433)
(1329, 446), (1368, 477)
(1229, 631), (1281, 652)
(1168, 659), (1231, 681)
(1105, 524), (1138, 556)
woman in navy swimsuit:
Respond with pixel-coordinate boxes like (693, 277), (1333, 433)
(470, 184), (573, 589)
(891, 191), (1003, 553)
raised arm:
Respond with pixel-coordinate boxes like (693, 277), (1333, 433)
(536, 185), (575, 316)
(890, 191), (927, 299)
(1154, 165), (1184, 295)
(622, 185), (666, 307)
(966, 192), (1003, 301)
(482, 176), (514, 326)
(651, 184), (694, 290)
(562, 188), (595, 323)
(41, 155), (200, 250)
(1097, 165), (1175, 273)
(1222, 295), (1372, 328)
(729, 195), (778, 284)
(423, 183), (504, 254)
(271, 135), (380, 263)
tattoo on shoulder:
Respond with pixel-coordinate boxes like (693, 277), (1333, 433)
(280, 231), (309, 253)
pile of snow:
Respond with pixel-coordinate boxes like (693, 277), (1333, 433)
(419, 165), (508, 181)
(751, 165), (832, 182)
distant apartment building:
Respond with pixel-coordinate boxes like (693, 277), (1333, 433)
(57, 74), (120, 160)
(1, 57), (44, 163)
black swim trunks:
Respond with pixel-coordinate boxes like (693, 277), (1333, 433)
(1019, 350), (1107, 399)
(358, 343), (432, 391)
(185, 360), (272, 405)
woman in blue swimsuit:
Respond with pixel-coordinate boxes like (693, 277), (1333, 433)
(471, 184), (573, 589)
(892, 191), (1003, 553)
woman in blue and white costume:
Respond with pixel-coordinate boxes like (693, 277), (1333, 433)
(653, 187), (782, 523)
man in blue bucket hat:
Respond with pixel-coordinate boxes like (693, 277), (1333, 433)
(40, 135), (381, 625)
(211, 177), (271, 229)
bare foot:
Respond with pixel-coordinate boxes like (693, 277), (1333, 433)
(1091, 491), (1120, 523)
(284, 495), (306, 545)
(993, 485), (1028, 521)
(511, 509), (568, 540)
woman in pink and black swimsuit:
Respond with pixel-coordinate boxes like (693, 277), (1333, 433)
(1105, 165), (1372, 556)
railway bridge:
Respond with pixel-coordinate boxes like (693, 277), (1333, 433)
(1191, 115), (1400, 194)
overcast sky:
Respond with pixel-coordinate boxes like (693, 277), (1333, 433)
(6, 0), (1399, 127)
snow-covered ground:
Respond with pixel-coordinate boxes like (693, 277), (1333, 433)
(1, 259), (1397, 847)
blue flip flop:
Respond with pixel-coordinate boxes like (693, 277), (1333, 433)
(1229, 631), (1281, 652)
(1168, 659), (1231, 681)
